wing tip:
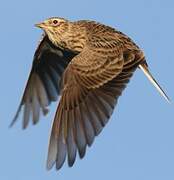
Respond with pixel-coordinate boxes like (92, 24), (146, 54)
(68, 159), (75, 167)
(46, 160), (55, 171)
(9, 104), (23, 128)
(9, 120), (16, 128)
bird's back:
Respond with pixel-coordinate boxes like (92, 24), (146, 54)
(74, 20), (140, 50)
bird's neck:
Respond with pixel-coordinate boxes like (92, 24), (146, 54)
(55, 23), (87, 53)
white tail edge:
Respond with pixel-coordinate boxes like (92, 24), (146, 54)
(139, 64), (170, 103)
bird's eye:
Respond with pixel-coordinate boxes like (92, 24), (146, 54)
(53, 20), (58, 25)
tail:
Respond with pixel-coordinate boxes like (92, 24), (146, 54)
(139, 62), (170, 103)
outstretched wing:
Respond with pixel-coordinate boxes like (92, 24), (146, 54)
(11, 35), (76, 129)
(46, 35), (142, 170)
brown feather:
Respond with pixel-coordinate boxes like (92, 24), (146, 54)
(14, 18), (162, 171)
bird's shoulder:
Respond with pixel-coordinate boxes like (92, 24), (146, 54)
(73, 20), (140, 51)
(74, 20), (117, 36)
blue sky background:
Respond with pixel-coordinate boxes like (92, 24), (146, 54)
(0, 0), (174, 179)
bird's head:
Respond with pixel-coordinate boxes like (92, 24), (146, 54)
(35, 17), (70, 46)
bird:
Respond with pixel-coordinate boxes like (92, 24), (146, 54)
(11, 17), (170, 170)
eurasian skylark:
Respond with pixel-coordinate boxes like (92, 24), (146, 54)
(11, 17), (169, 170)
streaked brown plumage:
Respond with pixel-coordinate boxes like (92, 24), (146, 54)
(11, 17), (170, 170)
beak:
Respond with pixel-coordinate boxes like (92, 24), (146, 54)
(35, 22), (46, 29)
